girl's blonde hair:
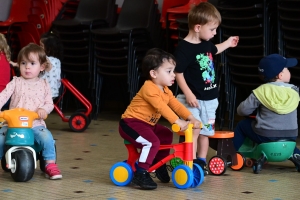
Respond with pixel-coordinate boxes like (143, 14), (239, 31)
(0, 33), (11, 61)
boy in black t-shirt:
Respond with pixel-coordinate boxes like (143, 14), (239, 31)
(174, 2), (239, 174)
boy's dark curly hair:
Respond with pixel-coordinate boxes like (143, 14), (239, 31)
(40, 32), (63, 60)
(142, 48), (176, 80)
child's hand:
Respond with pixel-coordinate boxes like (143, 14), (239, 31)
(185, 93), (199, 108)
(174, 119), (190, 131)
(37, 108), (47, 119)
(187, 115), (202, 129)
(190, 119), (202, 129)
(227, 36), (239, 47)
(9, 61), (18, 67)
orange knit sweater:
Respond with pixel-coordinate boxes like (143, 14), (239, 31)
(122, 80), (191, 126)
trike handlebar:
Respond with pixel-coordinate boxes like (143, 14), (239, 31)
(0, 108), (46, 128)
(171, 123), (193, 132)
(172, 123), (194, 143)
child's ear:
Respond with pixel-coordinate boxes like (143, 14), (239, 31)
(278, 72), (283, 80)
(40, 62), (46, 71)
(150, 69), (156, 78)
(194, 24), (201, 33)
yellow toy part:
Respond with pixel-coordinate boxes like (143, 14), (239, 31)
(0, 117), (5, 127)
(0, 108), (42, 128)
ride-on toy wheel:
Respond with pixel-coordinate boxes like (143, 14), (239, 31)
(230, 152), (245, 171)
(38, 144), (57, 172)
(10, 149), (35, 182)
(172, 165), (194, 189)
(208, 156), (227, 175)
(191, 163), (204, 188)
(76, 109), (92, 126)
(245, 158), (255, 167)
(110, 162), (133, 186)
(1, 156), (10, 172)
(253, 154), (266, 174)
(69, 112), (89, 132)
(1, 147), (10, 172)
(39, 153), (46, 172)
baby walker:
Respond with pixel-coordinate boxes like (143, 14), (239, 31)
(238, 137), (299, 174)
(110, 124), (205, 189)
(0, 108), (48, 182)
(177, 131), (245, 176)
(54, 78), (92, 132)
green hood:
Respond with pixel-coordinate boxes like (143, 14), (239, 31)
(253, 83), (299, 114)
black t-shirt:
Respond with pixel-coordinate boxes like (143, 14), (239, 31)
(174, 40), (218, 100)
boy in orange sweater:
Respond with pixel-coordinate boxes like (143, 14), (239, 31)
(119, 48), (201, 190)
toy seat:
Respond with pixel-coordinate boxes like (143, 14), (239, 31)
(208, 131), (245, 175)
(209, 131), (237, 165)
(238, 138), (297, 173)
(252, 141), (296, 162)
(123, 139), (139, 172)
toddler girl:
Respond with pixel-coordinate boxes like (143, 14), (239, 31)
(0, 43), (62, 180)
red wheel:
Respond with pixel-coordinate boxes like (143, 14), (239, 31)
(245, 158), (254, 167)
(230, 152), (245, 171)
(69, 112), (89, 132)
(208, 156), (227, 175)
(76, 109), (92, 126)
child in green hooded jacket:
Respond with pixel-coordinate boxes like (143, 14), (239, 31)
(232, 54), (300, 168)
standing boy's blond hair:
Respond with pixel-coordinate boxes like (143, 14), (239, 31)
(188, 2), (221, 29)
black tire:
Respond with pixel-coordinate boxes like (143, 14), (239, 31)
(39, 144), (57, 172)
(39, 152), (46, 172)
(1, 156), (10, 172)
(69, 112), (89, 132)
(253, 163), (259, 174)
(10, 149), (35, 182)
(1, 146), (10, 172)
(253, 155), (266, 174)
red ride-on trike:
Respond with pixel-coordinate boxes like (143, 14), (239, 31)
(54, 78), (92, 132)
(110, 124), (205, 189)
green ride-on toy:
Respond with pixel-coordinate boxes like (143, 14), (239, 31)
(0, 108), (53, 182)
(238, 137), (299, 174)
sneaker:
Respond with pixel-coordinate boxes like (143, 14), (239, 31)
(45, 163), (62, 180)
(132, 170), (157, 190)
(155, 164), (170, 183)
(193, 159), (209, 176)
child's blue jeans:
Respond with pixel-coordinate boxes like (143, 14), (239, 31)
(0, 126), (56, 161)
(232, 118), (300, 155)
